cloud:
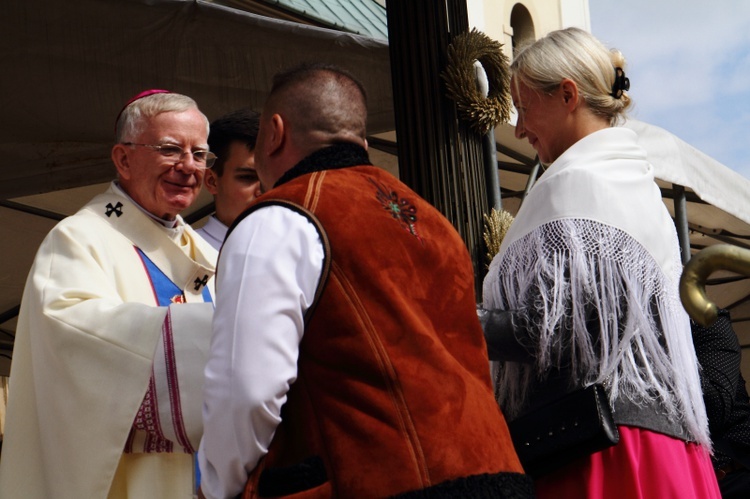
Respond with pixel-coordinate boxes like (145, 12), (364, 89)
(590, 0), (750, 178)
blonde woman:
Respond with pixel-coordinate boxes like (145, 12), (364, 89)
(482, 28), (719, 498)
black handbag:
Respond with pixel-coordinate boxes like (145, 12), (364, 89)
(508, 383), (620, 477)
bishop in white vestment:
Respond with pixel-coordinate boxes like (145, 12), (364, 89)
(0, 183), (217, 498)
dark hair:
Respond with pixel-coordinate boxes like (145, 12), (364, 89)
(265, 62), (368, 146)
(208, 108), (260, 175)
(270, 62), (367, 104)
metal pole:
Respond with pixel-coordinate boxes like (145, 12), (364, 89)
(673, 183), (691, 265)
(483, 132), (501, 210)
(475, 64), (502, 211)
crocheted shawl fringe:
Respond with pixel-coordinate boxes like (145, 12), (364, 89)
(485, 218), (710, 448)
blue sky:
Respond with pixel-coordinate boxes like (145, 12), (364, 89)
(589, 1), (750, 180)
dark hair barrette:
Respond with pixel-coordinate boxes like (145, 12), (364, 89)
(611, 67), (630, 99)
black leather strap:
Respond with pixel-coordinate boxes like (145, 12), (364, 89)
(477, 308), (533, 363)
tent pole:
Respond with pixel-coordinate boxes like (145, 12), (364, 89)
(483, 130), (502, 210)
(673, 183), (691, 265)
(474, 64), (502, 211)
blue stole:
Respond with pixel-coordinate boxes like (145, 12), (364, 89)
(135, 248), (213, 305)
(135, 247), (211, 488)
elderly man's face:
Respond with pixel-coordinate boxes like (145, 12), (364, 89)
(117, 108), (208, 220)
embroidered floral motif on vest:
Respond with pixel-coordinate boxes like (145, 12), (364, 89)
(368, 177), (422, 244)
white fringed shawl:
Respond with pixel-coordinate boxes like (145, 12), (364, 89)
(482, 127), (710, 447)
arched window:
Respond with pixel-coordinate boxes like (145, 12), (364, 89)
(510, 3), (535, 56)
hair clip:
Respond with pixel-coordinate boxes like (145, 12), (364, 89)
(610, 68), (630, 99)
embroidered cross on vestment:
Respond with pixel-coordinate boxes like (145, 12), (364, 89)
(105, 202), (124, 218)
(193, 275), (208, 291)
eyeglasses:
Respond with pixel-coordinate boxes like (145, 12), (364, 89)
(122, 142), (217, 169)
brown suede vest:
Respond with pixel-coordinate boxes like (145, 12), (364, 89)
(241, 165), (525, 498)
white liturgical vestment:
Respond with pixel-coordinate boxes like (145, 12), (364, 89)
(0, 182), (218, 499)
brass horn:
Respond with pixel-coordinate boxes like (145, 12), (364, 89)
(679, 244), (750, 327)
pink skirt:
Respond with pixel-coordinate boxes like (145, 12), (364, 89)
(534, 426), (721, 499)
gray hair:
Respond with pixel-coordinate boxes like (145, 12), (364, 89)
(115, 92), (209, 143)
(511, 27), (631, 125)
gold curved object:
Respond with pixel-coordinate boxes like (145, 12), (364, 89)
(679, 244), (750, 327)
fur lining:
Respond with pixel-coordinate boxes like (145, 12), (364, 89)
(257, 456), (327, 497)
(390, 472), (534, 499)
(275, 143), (371, 187)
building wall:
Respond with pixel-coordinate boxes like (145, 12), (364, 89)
(467, 0), (589, 60)
(465, 0), (590, 129)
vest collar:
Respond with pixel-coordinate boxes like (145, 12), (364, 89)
(275, 143), (371, 187)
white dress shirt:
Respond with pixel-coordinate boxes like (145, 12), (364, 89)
(194, 215), (228, 251)
(199, 205), (325, 499)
